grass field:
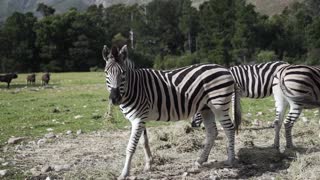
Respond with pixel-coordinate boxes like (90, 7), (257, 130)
(1, 72), (320, 179)
(0, 72), (170, 145)
(0, 72), (119, 145)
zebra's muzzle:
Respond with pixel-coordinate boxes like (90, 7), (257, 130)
(109, 88), (122, 105)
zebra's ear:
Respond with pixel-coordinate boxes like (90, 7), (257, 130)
(119, 45), (128, 61)
(102, 45), (110, 62)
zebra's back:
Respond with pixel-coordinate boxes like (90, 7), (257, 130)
(230, 61), (289, 98)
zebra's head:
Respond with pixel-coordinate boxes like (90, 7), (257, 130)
(102, 45), (128, 105)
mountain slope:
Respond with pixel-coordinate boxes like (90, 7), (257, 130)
(0, 0), (299, 22)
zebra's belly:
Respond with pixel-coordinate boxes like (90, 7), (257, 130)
(120, 103), (200, 122)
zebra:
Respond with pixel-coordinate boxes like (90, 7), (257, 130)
(191, 61), (289, 128)
(102, 45), (241, 179)
(273, 65), (320, 149)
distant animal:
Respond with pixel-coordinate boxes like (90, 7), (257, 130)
(41, 73), (50, 86)
(26, 74), (36, 85)
(102, 45), (241, 179)
(0, 73), (18, 88)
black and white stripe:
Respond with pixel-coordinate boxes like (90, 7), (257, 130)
(102, 45), (241, 179)
(191, 61), (289, 127)
(273, 65), (320, 149)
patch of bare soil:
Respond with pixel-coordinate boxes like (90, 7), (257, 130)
(8, 120), (320, 180)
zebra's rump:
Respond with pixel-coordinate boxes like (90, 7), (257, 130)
(278, 65), (320, 107)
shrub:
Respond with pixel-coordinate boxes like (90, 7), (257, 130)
(256, 50), (277, 63)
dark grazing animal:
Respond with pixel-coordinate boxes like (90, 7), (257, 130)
(0, 73), (18, 88)
(26, 73), (36, 85)
(41, 73), (50, 86)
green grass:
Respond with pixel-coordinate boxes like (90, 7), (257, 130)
(0, 72), (125, 145)
(0, 72), (170, 145)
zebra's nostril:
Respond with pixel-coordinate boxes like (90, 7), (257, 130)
(109, 88), (121, 105)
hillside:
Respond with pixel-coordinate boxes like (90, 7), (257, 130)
(247, 0), (302, 16)
(0, 0), (300, 22)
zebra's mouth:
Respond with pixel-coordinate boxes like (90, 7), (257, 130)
(110, 97), (122, 105)
(109, 87), (122, 105)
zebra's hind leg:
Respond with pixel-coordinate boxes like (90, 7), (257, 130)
(216, 109), (236, 166)
(141, 129), (153, 172)
(195, 110), (216, 167)
(284, 104), (302, 148)
(273, 89), (288, 149)
(119, 120), (145, 180)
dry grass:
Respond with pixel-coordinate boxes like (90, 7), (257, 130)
(4, 117), (319, 180)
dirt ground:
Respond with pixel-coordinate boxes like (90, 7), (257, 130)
(6, 120), (320, 180)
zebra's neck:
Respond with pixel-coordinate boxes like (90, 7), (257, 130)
(120, 68), (149, 120)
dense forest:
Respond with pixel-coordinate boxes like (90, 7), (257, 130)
(0, 0), (319, 73)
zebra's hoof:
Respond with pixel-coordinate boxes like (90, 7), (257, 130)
(195, 157), (208, 167)
(118, 172), (129, 180)
(194, 161), (202, 168)
(117, 176), (126, 180)
(273, 144), (280, 150)
(223, 158), (238, 167)
(143, 164), (151, 172)
(285, 145), (295, 149)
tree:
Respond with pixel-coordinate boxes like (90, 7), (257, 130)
(37, 3), (55, 17)
(1, 12), (37, 72)
(178, 0), (199, 53)
(232, 0), (261, 64)
(197, 0), (236, 66)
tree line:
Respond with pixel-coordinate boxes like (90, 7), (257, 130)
(0, 0), (319, 73)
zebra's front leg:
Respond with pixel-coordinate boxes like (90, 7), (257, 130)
(141, 129), (153, 172)
(196, 110), (216, 166)
(118, 120), (145, 180)
(284, 105), (302, 148)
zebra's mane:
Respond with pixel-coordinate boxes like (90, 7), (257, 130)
(125, 58), (136, 69)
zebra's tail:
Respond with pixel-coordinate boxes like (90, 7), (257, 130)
(234, 84), (242, 134)
(279, 69), (320, 108)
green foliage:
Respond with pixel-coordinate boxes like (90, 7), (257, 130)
(1, 0), (320, 74)
(153, 53), (200, 69)
(256, 50), (277, 63)
(112, 33), (128, 48)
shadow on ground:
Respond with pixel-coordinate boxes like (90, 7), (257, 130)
(235, 145), (320, 179)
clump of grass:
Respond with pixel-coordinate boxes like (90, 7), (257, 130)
(152, 123), (204, 153)
(287, 152), (320, 179)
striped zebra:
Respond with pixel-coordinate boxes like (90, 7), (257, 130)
(191, 61), (289, 127)
(273, 65), (320, 149)
(102, 45), (241, 179)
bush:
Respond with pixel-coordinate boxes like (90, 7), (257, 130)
(306, 48), (320, 65)
(129, 51), (153, 68)
(153, 53), (200, 70)
(256, 50), (277, 63)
